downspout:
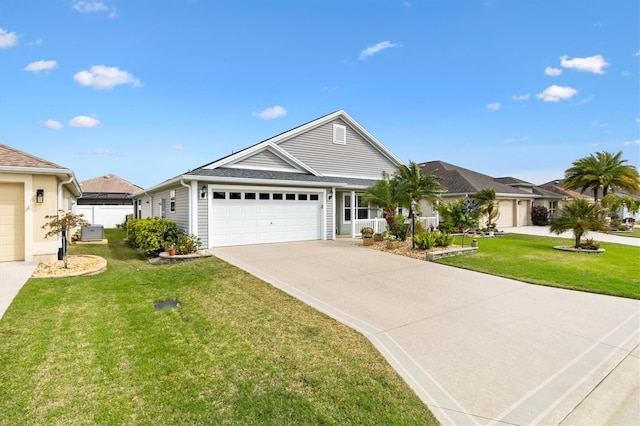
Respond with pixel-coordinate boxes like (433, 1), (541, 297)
(179, 180), (192, 234)
(58, 175), (75, 214)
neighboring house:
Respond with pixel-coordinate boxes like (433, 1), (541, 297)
(542, 179), (640, 221)
(418, 161), (563, 228)
(0, 144), (82, 262)
(78, 174), (142, 228)
(133, 110), (404, 247)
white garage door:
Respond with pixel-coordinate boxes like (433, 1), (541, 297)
(0, 183), (25, 261)
(210, 189), (322, 247)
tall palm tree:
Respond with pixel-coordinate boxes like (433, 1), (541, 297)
(549, 198), (608, 248)
(474, 188), (499, 228)
(563, 151), (640, 203)
(363, 172), (408, 236)
(396, 160), (444, 218)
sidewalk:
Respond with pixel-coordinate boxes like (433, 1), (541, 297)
(501, 226), (640, 247)
(0, 261), (39, 319)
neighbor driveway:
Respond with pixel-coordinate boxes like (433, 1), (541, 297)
(212, 239), (640, 425)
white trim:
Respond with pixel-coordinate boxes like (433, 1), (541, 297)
(321, 172), (381, 181)
(206, 184), (325, 193)
(350, 191), (356, 238)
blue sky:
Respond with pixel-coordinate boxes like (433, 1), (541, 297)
(1, 0), (638, 189)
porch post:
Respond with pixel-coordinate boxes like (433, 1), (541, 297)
(351, 190), (356, 238)
(331, 187), (336, 240)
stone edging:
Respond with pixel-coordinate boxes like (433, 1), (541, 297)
(553, 246), (605, 254)
(32, 255), (107, 278)
(427, 247), (478, 261)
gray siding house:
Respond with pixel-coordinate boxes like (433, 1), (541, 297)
(133, 111), (404, 248)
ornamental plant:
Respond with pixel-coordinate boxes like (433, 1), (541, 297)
(41, 210), (90, 268)
(531, 205), (549, 226)
(360, 227), (374, 237)
(173, 233), (202, 255)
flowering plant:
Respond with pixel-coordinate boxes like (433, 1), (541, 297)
(360, 227), (374, 237)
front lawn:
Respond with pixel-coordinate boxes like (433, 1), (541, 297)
(436, 234), (640, 299)
(609, 228), (640, 238)
(0, 229), (438, 425)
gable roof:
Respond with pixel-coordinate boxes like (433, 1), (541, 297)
(540, 180), (597, 200)
(0, 143), (82, 196)
(0, 144), (65, 169)
(419, 161), (532, 196)
(197, 110), (403, 172)
(80, 174), (143, 194)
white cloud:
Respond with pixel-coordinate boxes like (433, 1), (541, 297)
(536, 85), (578, 102)
(28, 38), (42, 47)
(544, 66), (562, 76)
(94, 148), (118, 155)
(623, 140), (640, 146)
(0, 27), (18, 48)
(575, 96), (593, 105)
(634, 50), (640, 57)
(486, 102), (501, 111)
(74, 65), (142, 89)
(591, 143), (600, 147)
(622, 71), (631, 77)
(402, 2), (411, 7)
(504, 138), (515, 144)
(252, 105), (287, 120)
(359, 41), (398, 60)
(45, 119), (63, 129)
(560, 54), (610, 74)
(635, 118), (640, 123)
(73, 1), (116, 16)
(170, 144), (185, 151)
(512, 93), (530, 101)
(69, 116), (101, 127)
(24, 60), (58, 73)
(591, 121), (607, 127)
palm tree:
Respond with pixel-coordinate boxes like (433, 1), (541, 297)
(549, 198), (608, 248)
(362, 172), (408, 236)
(563, 151), (640, 203)
(474, 188), (499, 228)
(396, 160), (444, 218)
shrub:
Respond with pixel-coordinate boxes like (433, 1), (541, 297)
(395, 215), (408, 241)
(437, 222), (454, 234)
(414, 220), (426, 235)
(531, 205), (549, 226)
(126, 218), (180, 255)
(434, 232), (454, 247)
(360, 226), (374, 237)
(578, 238), (600, 250)
(174, 233), (202, 255)
(413, 231), (437, 250)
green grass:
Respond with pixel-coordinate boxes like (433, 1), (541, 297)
(436, 234), (640, 299)
(0, 229), (438, 425)
(609, 228), (640, 238)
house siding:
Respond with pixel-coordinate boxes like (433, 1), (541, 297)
(325, 193), (333, 239)
(197, 187), (208, 247)
(278, 118), (397, 178)
(229, 149), (300, 171)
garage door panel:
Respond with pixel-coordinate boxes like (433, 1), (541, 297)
(0, 183), (25, 261)
(210, 191), (321, 247)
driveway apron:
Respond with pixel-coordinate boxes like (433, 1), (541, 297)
(212, 240), (640, 425)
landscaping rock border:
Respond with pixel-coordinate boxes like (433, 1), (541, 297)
(553, 246), (605, 254)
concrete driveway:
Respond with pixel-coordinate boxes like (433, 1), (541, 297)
(212, 239), (640, 425)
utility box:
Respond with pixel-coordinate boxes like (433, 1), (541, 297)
(81, 225), (104, 242)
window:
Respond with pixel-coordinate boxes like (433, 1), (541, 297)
(230, 192), (241, 200)
(344, 194), (375, 223)
(213, 191), (226, 199)
(286, 193), (296, 200)
(273, 193), (283, 200)
(333, 124), (346, 145)
(245, 192), (256, 200)
(310, 194), (319, 201)
(298, 194), (308, 201)
(259, 193), (270, 200)
(170, 190), (176, 213)
(549, 201), (558, 217)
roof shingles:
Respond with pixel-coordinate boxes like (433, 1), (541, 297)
(0, 144), (66, 169)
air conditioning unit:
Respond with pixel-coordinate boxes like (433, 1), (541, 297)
(81, 225), (104, 241)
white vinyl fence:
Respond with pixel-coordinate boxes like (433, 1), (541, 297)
(77, 205), (134, 228)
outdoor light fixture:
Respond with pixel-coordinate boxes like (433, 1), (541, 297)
(200, 185), (207, 199)
(327, 189), (333, 201)
(36, 189), (44, 203)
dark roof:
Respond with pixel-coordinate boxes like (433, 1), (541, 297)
(495, 176), (535, 186)
(189, 168), (377, 187)
(419, 161), (531, 196)
(0, 144), (66, 169)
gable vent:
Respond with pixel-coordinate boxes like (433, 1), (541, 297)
(333, 124), (346, 145)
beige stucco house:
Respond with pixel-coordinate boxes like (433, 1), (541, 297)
(0, 144), (82, 262)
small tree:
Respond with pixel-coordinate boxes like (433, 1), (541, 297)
(474, 188), (499, 228)
(42, 210), (90, 268)
(549, 199), (608, 248)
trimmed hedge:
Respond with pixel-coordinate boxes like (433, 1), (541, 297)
(127, 218), (180, 255)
